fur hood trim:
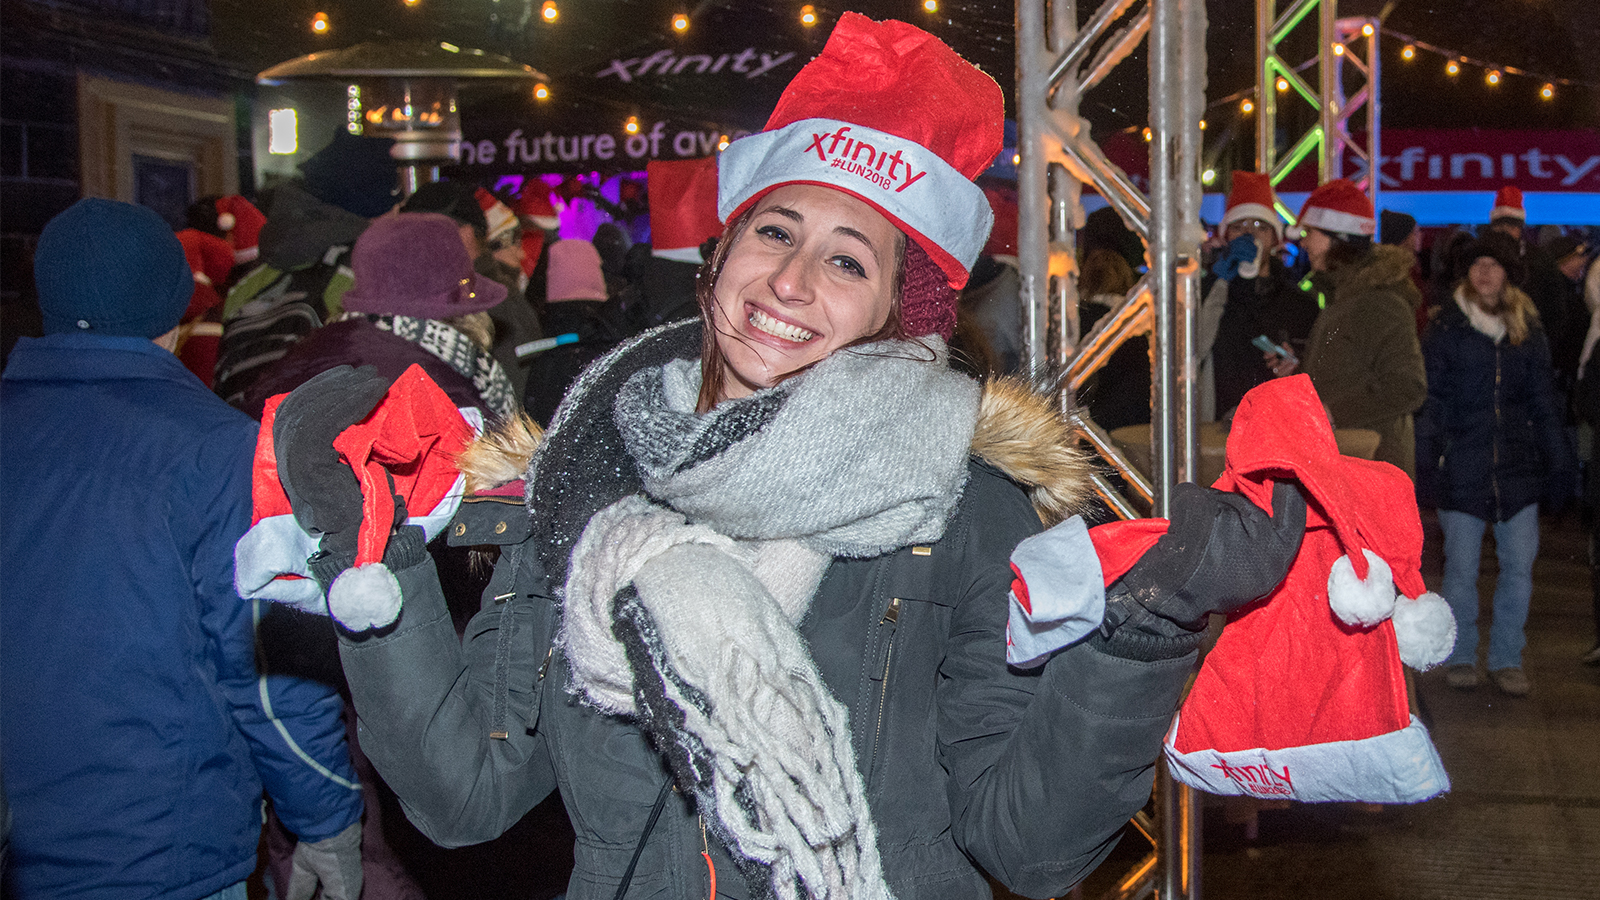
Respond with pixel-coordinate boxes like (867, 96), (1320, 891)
(458, 376), (1094, 525)
(1331, 243), (1417, 299)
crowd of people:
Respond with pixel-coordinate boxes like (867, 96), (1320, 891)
(3, 11), (1598, 900)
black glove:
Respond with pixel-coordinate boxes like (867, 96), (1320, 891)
(1101, 481), (1307, 658)
(272, 365), (392, 576)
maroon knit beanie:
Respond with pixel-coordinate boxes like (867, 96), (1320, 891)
(900, 238), (958, 341)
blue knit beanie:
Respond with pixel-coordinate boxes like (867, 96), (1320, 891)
(35, 198), (193, 338)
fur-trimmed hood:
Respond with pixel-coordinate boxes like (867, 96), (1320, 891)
(458, 375), (1095, 527)
(1330, 244), (1419, 306)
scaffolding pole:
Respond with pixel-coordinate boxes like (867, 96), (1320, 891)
(1253, 0), (1382, 216)
(1016, 0), (1206, 896)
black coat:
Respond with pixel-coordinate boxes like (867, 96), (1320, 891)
(1415, 295), (1576, 520)
(338, 320), (1194, 900)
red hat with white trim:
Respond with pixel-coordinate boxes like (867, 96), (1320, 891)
(1489, 185), (1526, 223)
(648, 156), (722, 263)
(717, 12), (1004, 301)
(1222, 171), (1283, 238)
(1085, 375), (1454, 804)
(475, 187), (520, 245)
(215, 195), (266, 264)
(1296, 178), (1376, 239)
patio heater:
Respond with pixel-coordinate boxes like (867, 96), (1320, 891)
(259, 40), (547, 197)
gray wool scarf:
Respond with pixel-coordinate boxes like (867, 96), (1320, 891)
(559, 338), (980, 900)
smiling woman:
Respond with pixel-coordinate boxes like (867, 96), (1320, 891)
(268, 12), (1212, 900)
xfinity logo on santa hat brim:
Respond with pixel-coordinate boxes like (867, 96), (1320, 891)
(802, 126), (928, 194)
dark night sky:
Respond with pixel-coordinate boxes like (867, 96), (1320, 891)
(210, 0), (1600, 139)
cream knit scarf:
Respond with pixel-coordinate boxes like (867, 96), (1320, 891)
(560, 338), (979, 900)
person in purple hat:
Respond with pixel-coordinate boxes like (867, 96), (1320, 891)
(243, 211), (515, 422)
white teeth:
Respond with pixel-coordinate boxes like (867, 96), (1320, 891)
(749, 308), (816, 343)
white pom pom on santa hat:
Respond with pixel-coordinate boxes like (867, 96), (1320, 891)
(327, 563), (403, 631)
(1327, 548), (1398, 627)
(1392, 591), (1457, 671)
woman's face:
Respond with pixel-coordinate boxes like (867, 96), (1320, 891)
(710, 184), (900, 402)
(1301, 228), (1334, 272)
(1468, 256), (1508, 308)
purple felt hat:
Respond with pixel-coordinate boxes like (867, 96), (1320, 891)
(340, 212), (506, 318)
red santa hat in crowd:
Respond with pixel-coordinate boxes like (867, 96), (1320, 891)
(476, 187), (520, 246)
(1489, 185), (1526, 224)
(716, 12), (1004, 340)
(1221, 171), (1283, 239)
(1089, 375), (1454, 804)
(982, 182), (1019, 259)
(647, 156), (722, 263)
(513, 181), (562, 277)
(233, 365), (478, 628)
(173, 228), (235, 386)
(215, 195), (266, 265)
(1295, 178), (1376, 239)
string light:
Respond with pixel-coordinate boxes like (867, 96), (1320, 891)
(1541, 83), (1555, 100)
(541, 1), (558, 23)
(1198, 119), (1207, 130)
(625, 115), (640, 134)
(799, 4), (816, 26)
(1361, 23), (1375, 37)
(1383, 25), (1597, 96)
(1332, 42), (1345, 56)
(672, 12), (689, 31)
(311, 12), (329, 33)
(923, 1), (938, 13)
(402, 0), (419, 7)
(1275, 77), (1289, 93)
(1142, 127), (1152, 142)
(534, 84), (549, 100)
(1240, 98), (1255, 114)
(1201, 168), (1216, 185)
(718, 135), (731, 151)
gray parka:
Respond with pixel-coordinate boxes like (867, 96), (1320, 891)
(336, 321), (1194, 900)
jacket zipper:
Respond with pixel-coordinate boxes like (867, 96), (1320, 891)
(1492, 343), (1502, 520)
(866, 597), (901, 783)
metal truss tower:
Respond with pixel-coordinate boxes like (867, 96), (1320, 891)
(1255, 0), (1383, 215)
(1015, 0), (1207, 896)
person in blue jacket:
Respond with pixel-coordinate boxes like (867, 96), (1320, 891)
(1416, 235), (1577, 698)
(0, 199), (364, 900)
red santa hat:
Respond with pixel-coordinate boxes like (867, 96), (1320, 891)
(475, 187), (520, 245)
(1222, 171), (1283, 238)
(215, 195), (266, 264)
(1489, 185), (1526, 223)
(1089, 375), (1453, 804)
(513, 181), (561, 277)
(233, 365), (478, 629)
(647, 156), (722, 263)
(982, 182), (1018, 259)
(717, 12), (1003, 295)
(1295, 178), (1376, 239)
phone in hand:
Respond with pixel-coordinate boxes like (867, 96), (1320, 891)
(1252, 334), (1298, 367)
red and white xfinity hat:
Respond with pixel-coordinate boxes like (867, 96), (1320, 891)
(1295, 178), (1376, 239)
(716, 12), (1003, 293)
